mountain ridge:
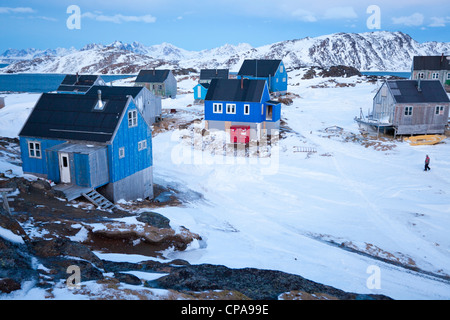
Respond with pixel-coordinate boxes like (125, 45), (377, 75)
(1, 31), (450, 73)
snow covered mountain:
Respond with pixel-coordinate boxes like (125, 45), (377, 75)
(2, 31), (450, 73)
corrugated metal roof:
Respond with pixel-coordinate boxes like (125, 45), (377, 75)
(238, 59), (282, 77)
(205, 79), (267, 102)
(387, 80), (450, 103)
(19, 93), (128, 143)
(135, 69), (171, 83)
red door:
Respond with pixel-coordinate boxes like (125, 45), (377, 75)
(230, 126), (250, 143)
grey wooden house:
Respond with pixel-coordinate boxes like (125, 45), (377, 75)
(86, 85), (162, 124)
(134, 69), (177, 98)
(367, 80), (450, 136)
(411, 55), (450, 89)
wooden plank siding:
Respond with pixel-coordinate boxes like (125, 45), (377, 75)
(394, 103), (450, 135)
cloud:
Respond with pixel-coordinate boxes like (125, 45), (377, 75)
(391, 13), (424, 26)
(428, 16), (450, 27)
(291, 9), (317, 22)
(82, 12), (156, 24)
(323, 6), (358, 20)
(0, 7), (34, 14)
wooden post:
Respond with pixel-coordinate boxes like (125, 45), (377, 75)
(0, 188), (14, 215)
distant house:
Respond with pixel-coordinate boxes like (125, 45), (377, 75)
(237, 59), (287, 96)
(134, 69), (177, 98)
(19, 92), (153, 205)
(369, 80), (450, 135)
(411, 55), (450, 89)
(204, 78), (281, 142)
(86, 85), (162, 125)
(57, 74), (106, 94)
(194, 69), (229, 103)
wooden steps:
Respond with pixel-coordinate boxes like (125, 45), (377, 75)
(82, 189), (115, 210)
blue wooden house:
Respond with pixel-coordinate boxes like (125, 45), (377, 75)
(194, 69), (229, 103)
(204, 78), (281, 142)
(19, 91), (153, 205)
(237, 59), (287, 96)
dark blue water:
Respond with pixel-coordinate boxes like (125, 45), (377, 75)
(361, 71), (410, 78)
(0, 73), (135, 93)
(0, 64), (9, 69)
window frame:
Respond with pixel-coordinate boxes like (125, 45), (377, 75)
(435, 105), (444, 115)
(226, 103), (236, 114)
(244, 104), (250, 115)
(404, 106), (413, 116)
(28, 141), (42, 159)
(119, 147), (125, 159)
(213, 103), (223, 114)
(128, 109), (138, 128)
(138, 139), (147, 151)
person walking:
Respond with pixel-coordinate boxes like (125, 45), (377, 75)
(424, 155), (430, 171)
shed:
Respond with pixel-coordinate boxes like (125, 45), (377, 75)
(134, 69), (177, 98)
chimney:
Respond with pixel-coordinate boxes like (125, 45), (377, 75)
(76, 72), (79, 84)
(153, 68), (155, 75)
(97, 90), (104, 109)
(241, 77), (244, 90)
(417, 78), (422, 92)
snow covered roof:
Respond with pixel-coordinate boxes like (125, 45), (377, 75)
(205, 79), (267, 102)
(387, 80), (450, 104)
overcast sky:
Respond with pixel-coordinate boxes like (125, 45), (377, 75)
(1, 0), (449, 52)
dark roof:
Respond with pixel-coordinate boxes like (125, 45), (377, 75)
(205, 79), (267, 102)
(19, 93), (129, 143)
(387, 80), (450, 104)
(56, 85), (92, 93)
(86, 85), (145, 98)
(60, 74), (101, 86)
(195, 83), (210, 89)
(200, 69), (229, 80)
(238, 59), (282, 77)
(135, 69), (171, 83)
(412, 56), (450, 71)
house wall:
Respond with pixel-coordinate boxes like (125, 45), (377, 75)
(19, 137), (65, 177)
(393, 102), (450, 135)
(194, 84), (207, 100)
(134, 89), (162, 124)
(271, 61), (288, 95)
(109, 100), (153, 184)
(412, 70), (450, 86)
(165, 71), (177, 98)
(372, 83), (395, 123)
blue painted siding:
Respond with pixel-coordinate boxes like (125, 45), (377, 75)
(237, 61), (287, 94)
(204, 83), (272, 123)
(109, 100), (153, 183)
(74, 153), (90, 187)
(193, 84), (208, 100)
(19, 137), (64, 176)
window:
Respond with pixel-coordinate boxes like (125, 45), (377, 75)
(119, 147), (125, 159)
(28, 141), (41, 159)
(282, 77), (286, 82)
(404, 106), (413, 116)
(435, 106), (444, 115)
(432, 73), (439, 79)
(447, 73), (450, 80)
(128, 110), (138, 127)
(244, 104), (250, 115)
(213, 103), (222, 113)
(138, 139), (147, 151)
(226, 103), (236, 114)
(418, 72), (424, 79)
(280, 65), (284, 73)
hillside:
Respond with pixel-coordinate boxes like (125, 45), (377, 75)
(2, 31), (450, 74)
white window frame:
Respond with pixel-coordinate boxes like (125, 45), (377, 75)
(244, 104), (250, 115)
(128, 110), (138, 128)
(432, 72), (439, 79)
(138, 139), (147, 151)
(226, 103), (236, 114)
(280, 65), (284, 73)
(119, 147), (125, 159)
(404, 106), (413, 116)
(28, 141), (42, 159)
(435, 105), (444, 115)
(282, 77), (286, 82)
(213, 103), (223, 114)
(418, 72), (424, 79)
(447, 73), (450, 80)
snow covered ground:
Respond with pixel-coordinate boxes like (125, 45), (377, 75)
(1, 72), (450, 300)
